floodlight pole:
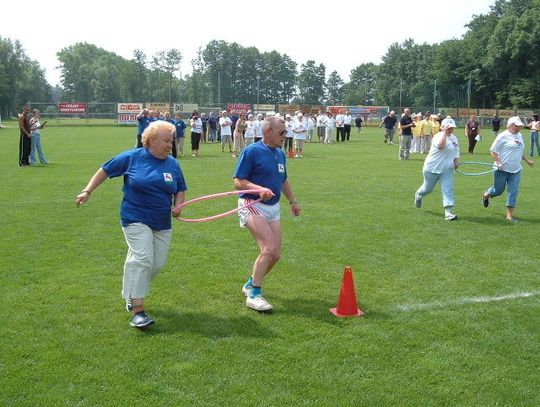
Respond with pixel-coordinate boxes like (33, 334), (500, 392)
(256, 75), (260, 111)
(433, 79), (437, 113)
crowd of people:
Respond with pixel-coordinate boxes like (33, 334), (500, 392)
(12, 101), (536, 328)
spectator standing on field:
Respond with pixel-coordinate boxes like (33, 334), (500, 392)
(292, 112), (307, 157)
(380, 110), (397, 144)
(208, 112), (219, 143)
(232, 112), (247, 157)
(324, 111), (335, 144)
(173, 113), (186, 157)
(18, 104), (32, 166)
(526, 114), (540, 157)
(399, 108), (415, 160)
(317, 110), (326, 142)
(411, 113), (422, 154)
(29, 108), (48, 165)
(343, 110), (353, 141)
(219, 110), (233, 153)
(200, 112), (208, 143)
(335, 109), (345, 142)
(420, 111), (434, 154)
(491, 114), (501, 137)
(465, 114), (481, 154)
(135, 108), (151, 148)
(355, 115), (363, 134)
(190, 111), (203, 157)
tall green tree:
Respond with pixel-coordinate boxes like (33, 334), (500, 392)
(0, 37), (50, 117)
(344, 63), (379, 105)
(296, 61), (325, 104)
(326, 71), (345, 104)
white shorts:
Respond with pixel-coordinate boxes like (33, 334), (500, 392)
(238, 198), (280, 227)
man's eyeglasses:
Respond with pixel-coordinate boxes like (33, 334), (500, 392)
(276, 129), (287, 136)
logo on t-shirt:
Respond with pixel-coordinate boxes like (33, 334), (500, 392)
(278, 163), (285, 173)
(163, 173), (173, 183)
(514, 139), (523, 147)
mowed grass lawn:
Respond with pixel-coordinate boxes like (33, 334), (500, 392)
(1, 123), (539, 406)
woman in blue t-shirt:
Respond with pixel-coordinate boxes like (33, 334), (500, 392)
(76, 121), (187, 329)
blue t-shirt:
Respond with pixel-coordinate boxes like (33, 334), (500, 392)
(137, 116), (151, 135)
(173, 119), (186, 137)
(208, 116), (219, 130)
(233, 141), (287, 206)
(102, 148), (187, 230)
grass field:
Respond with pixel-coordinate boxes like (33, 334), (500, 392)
(1, 123), (539, 406)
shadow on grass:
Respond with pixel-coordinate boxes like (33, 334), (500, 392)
(145, 310), (275, 338)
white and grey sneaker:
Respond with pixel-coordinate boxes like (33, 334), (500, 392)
(246, 295), (273, 312)
(445, 213), (458, 221)
(414, 193), (422, 208)
(129, 312), (155, 328)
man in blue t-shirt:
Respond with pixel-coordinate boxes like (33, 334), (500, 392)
(233, 116), (301, 312)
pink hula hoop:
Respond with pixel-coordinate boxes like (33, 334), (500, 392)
(174, 188), (269, 223)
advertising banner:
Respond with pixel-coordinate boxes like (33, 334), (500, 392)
(117, 103), (143, 124)
(227, 103), (251, 114)
(174, 103), (198, 113)
(146, 103), (170, 113)
(58, 102), (87, 113)
(498, 109), (514, 118)
(479, 109), (497, 117)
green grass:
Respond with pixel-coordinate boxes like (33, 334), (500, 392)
(1, 125), (539, 406)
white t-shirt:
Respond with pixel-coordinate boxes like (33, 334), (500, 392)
(190, 118), (203, 133)
(335, 114), (345, 127)
(316, 115), (326, 127)
(219, 117), (232, 136)
(343, 114), (352, 125)
(325, 117), (335, 129)
(254, 120), (263, 137)
(245, 120), (255, 138)
(422, 131), (460, 174)
(490, 130), (525, 173)
(285, 120), (294, 138)
(292, 118), (307, 140)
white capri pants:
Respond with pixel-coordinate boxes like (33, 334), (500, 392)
(121, 223), (172, 300)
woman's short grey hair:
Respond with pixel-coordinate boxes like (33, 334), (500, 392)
(142, 121), (175, 148)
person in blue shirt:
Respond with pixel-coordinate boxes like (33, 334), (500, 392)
(135, 108), (151, 147)
(76, 121), (187, 329)
(233, 116), (301, 312)
(173, 113), (187, 157)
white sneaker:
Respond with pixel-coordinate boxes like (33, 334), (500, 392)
(246, 295), (273, 311)
(242, 285), (252, 297)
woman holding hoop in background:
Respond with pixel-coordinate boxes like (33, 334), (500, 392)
(482, 116), (533, 223)
(190, 111), (203, 157)
(414, 117), (460, 221)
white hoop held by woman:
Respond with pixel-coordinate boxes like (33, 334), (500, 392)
(455, 161), (498, 176)
(174, 188), (269, 223)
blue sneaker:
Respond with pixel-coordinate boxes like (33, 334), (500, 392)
(129, 312), (155, 328)
(242, 283), (252, 297)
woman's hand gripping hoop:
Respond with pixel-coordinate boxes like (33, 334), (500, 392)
(174, 188), (271, 223)
(455, 161), (498, 176)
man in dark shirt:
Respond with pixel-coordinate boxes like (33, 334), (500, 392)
(380, 111), (397, 144)
(18, 105), (32, 166)
(399, 108), (415, 160)
(491, 114), (501, 137)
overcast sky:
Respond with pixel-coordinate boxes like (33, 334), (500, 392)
(2, 0), (495, 86)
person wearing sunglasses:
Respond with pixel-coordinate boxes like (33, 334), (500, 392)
(233, 116), (301, 312)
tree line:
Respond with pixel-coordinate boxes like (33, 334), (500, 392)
(1, 0), (539, 118)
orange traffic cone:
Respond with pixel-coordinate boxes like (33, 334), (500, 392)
(288, 148), (294, 159)
(330, 266), (364, 317)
